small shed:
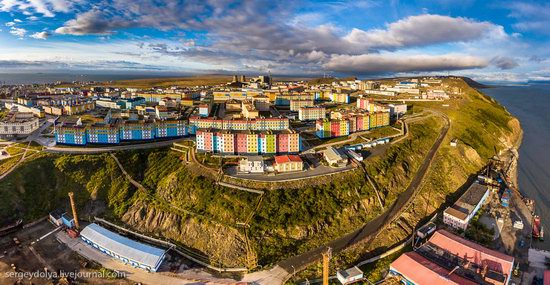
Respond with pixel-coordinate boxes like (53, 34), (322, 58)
(49, 209), (65, 227)
(337, 266), (363, 285)
(61, 213), (75, 228)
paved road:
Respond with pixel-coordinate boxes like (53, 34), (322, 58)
(275, 113), (450, 274)
(44, 138), (189, 154)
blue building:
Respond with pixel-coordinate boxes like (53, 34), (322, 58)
(119, 97), (146, 110)
(55, 125), (87, 145)
(87, 123), (120, 144)
(119, 121), (156, 140)
(55, 119), (189, 145)
(156, 120), (188, 138)
(80, 223), (166, 272)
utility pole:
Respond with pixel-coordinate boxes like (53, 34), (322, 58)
(322, 247), (332, 285)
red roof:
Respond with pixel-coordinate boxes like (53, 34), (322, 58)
(390, 252), (478, 285)
(274, 155), (302, 164)
(544, 270), (550, 285)
(429, 230), (514, 276)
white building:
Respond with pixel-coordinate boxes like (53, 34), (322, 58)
(0, 112), (40, 139)
(388, 104), (408, 117)
(322, 147), (348, 167)
(337, 267), (363, 284)
(238, 156), (265, 173)
(443, 183), (489, 231)
(80, 223), (166, 272)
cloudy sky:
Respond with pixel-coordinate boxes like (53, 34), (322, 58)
(0, 0), (549, 82)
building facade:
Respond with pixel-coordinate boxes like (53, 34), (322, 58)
(298, 106), (326, 121)
(290, 100), (314, 111)
(443, 183), (489, 231)
(0, 112), (40, 139)
(55, 119), (188, 145)
(196, 129), (300, 155)
(188, 116), (289, 134)
(273, 155), (303, 172)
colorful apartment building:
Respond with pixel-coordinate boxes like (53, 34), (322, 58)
(55, 119), (188, 145)
(369, 112), (390, 129)
(196, 129), (300, 155)
(86, 124), (120, 144)
(55, 125), (87, 145)
(63, 101), (96, 115)
(188, 116), (289, 134)
(198, 104), (210, 117)
(315, 119), (350, 138)
(290, 100), (314, 111)
(356, 97), (390, 113)
(315, 111), (389, 138)
(298, 106), (326, 121)
(329, 93), (350, 103)
(119, 121), (156, 140)
(156, 120), (188, 138)
(274, 93), (316, 106)
(356, 98), (373, 110)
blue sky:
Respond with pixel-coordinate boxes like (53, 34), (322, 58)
(0, 0), (549, 82)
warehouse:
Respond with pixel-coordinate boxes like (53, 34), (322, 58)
(80, 223), (166, 272)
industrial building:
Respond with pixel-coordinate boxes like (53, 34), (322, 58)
(443, 182), (489, 231)
(80, 223), (167, 272)
(390, 230), (514, 285)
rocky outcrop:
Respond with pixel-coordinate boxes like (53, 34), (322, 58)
(122, 200), (249, 268)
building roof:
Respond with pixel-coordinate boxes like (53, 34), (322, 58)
(49, 209), (66, 220)
(80, 223), (166, 269)
(243, 155), (264, 162)
(274, 155), (302, 164)
(444, 183), (488, 221)
(338, 266), (363, 279)
(428, 230), (514, 275)
(322, 147), (346, 162)
(391, 251), (478, 285)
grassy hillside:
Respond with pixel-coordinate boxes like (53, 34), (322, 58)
(298, 78), (521, 283)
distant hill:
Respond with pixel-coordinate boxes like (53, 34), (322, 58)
(461, 77), (491, 89)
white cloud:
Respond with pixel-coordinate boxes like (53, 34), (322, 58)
(9, 26), (27, 37)
(30, 31), (50, 39)
(344, 14), (505, 49)
(5, 21), (16, 26)
(0, 0), (74, 17)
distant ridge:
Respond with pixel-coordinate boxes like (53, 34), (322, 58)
(461, 77), (491, 89)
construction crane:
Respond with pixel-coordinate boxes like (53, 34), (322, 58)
(322, 247), (332, 285)
(68, 192), (80, 229)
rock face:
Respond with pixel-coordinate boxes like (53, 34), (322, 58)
(122, 200), (248, 268)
